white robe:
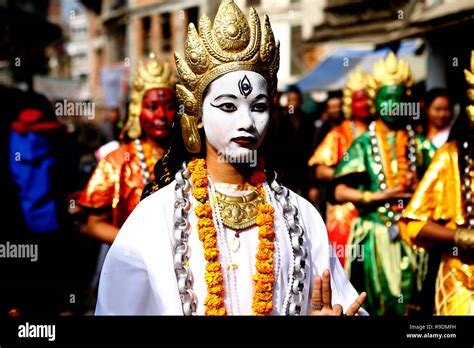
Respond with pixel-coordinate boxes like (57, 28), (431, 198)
(96, 180), (368, 315)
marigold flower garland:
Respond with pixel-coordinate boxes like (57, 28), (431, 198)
(187, 157), (276, 316)
(375, 120), (409, 190)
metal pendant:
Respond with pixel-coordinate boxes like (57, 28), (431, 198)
(230, 237), (240, 253)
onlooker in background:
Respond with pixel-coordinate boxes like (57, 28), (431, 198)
(422, 88), (455, 148)
(8, 102), (80, 315)
(278, 85), (315, 198)
(312, 90), (344, 150)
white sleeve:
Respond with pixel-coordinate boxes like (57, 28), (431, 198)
(294, 193), (369, 316)
(95, 183), (183, 315)
(95, 237), (159, 315)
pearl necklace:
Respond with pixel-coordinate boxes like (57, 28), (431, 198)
(134, 139), (152, 185)
(368, 121), (417, 240)
(462, 141), (473, 228)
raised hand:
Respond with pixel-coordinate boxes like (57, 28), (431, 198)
(309, 269), (367, 316)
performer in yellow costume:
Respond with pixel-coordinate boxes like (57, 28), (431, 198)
(399, 51), (474, 315)
(308, 67), (374, 266)
(78, 53), (177, 243)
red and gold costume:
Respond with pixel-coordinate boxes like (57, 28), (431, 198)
(78, 53), (176, 229)
(308, 68), (373, 266)
(78, 141), (162, 227)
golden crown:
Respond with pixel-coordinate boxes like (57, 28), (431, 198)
(464, 50), (474, 121)
(342, 67), (375, 118)
(371, 51), (413, 93)
(122, 52), (177, 140)
(175, 0), (280, 153)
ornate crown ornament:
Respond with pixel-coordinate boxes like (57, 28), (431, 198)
(371, 51), (413, 95)
(175, 0), (280, 153)
(464, 50), (474, 122)
(122, 52), (177, 140)
(342, 67), (375, 118)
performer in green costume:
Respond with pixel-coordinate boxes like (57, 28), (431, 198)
(333, 52), (435, 315)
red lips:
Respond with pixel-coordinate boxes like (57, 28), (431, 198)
(232, 136), (257, 146)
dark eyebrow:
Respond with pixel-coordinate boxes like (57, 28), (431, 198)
(214, 94), (238, 101)
(254, 94), (269, 101)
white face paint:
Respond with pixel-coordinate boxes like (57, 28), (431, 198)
(202, 71), (270, 163)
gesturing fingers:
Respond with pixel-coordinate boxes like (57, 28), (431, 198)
(345, 292), (367, 316)
(332, 304), (343, 316)
(321, 269), (332, 309)
(311, 276), (323, 311)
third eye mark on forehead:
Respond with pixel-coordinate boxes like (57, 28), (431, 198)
(238, 75), (253, 98)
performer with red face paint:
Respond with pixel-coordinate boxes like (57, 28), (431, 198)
(78, 53), (177, 244)
(308, 67), (375, 267)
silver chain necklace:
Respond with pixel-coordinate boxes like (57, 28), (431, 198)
(172, 162), (308, 315)
(134, 139), (151, 185)
(368, 121), (417, 240)
(462, 141), (473, 228)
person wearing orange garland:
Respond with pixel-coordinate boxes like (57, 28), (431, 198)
(308, 67), (374, 266)
(333, 52), (435, 316)
(78, 53), (177, 244)
(95, 0), (367, 316)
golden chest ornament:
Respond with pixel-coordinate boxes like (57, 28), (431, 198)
(215, 189), (265, 231)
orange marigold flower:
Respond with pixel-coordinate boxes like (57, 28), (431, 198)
(253, 273), (275, 284)
(204, 294), (224, 308)
(206, 261), (221, 272)
(198, 227), (217, 242)
(204, 247), (219, 261)
(258, 203), (275, 215)
(204, 271), (223, 285)
(192, 172), (208, 187)
(203, 238), (217, 250)
(258, 240), (275, 252)
(255, 282), (273, 292)
(258, 225), (275, 239)
(188, 158), (205, 173)
(197, 218), (214, 229)
(256, 248), (273, 261)
(195, 204), (212, 218)
(256, 260), (274, 274)
(193, 187), (208, 203)
(256, 214), (274, 226)
(208, 285), (225, 296)
(253, 291), (273, 302)
(252, 300), (273, 315)
(205, 307), (226, 316)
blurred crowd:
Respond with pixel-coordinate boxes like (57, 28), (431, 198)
(0, 51), (469, 316)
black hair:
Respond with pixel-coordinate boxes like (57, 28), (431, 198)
(327, 90), (343, 100)
(424, 88), (452, 109)
(286, 84), (302, 96)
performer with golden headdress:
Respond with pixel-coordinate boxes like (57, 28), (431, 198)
(95, 0), (367, 316)
(399, 51), (474, 315)
(308, 67), (374, 266)
(333, 52), (436, 315)
(78, 53), (177, 244)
